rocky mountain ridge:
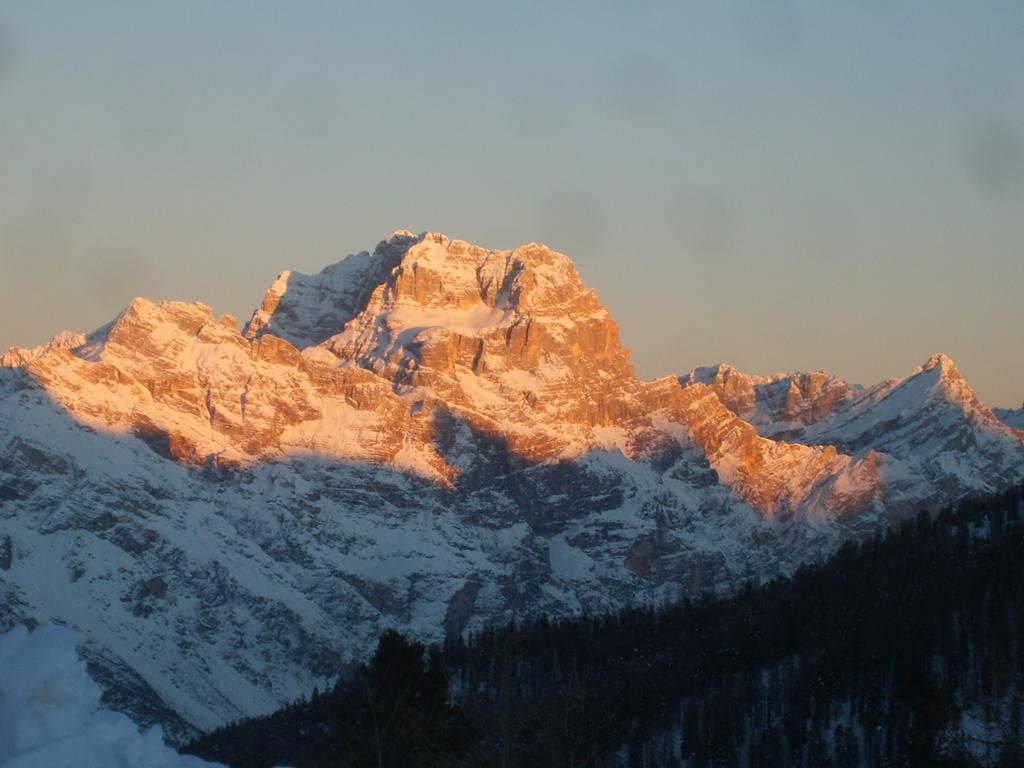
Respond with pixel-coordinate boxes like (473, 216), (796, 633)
(996, 405), (1024, 431)
(1, 230), (1022, 740)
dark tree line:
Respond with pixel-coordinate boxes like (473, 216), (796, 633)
(187, 483), (1024, 767)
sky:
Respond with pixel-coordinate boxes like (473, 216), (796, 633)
(0, 1), (1021, 407)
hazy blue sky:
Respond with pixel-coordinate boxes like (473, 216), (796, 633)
(1, 1), (1021, 406)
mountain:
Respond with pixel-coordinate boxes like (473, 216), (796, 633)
(1, 231), (1022, 740)
(682, 354), (1024, 510)
(995, 405), (1024, 431)
(185, 485), (1024, 768)
(797, 354), (1024, 504)
(679, 365), (854, 440)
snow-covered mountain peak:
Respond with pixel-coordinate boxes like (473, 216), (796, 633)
(296, 233), (628, 399)
(921, 351), (956, 372)
(0, 297), (218, 370)
(792, 354), (1024, 502)
(678, 354), (1024, 509)
(1, 329), (88, 367)
(357, 232), (588, 320)
(2, 231), (1023, 741)
(244, 230), (419, 348)
(245, 232), (593, 357)
(114, 297), (216, 333)
(916, 352), (969, 394)
(684, 363), (768, 388)
(899, 352), (993, 417)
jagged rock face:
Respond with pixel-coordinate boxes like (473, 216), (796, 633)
(0, 230), (885, 518)
(680, 365), (853, 438)
(684, 354), (1024, 510)
(245, 233), (416, 348)
(0, 330), (88, 368)
(801, 353), (998, 451)
(643, 378), (880, 520)
(796, 354), (1024, 505)
(253, 232), (641, 463)
(2, 231), (1022, 739)
(12, 299), (323, 464)
(0, 362), (793, 741)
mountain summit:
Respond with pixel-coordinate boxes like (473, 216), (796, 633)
(1, 231), (1022, 738)
(2, 231), (880, 512)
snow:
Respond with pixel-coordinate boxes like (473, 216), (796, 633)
(454, 369), (507, 409)
(387, 304), (510, 337)
(498, 369), (543, 392)
(995, 406), (1024, 431)
(0, 625), (223, 768)
(245, 246), (402, 348)
(279, 400), (387, 463)
(547, 533), (597, 581)
(2, 232), (1022, 744)
(390, 435), (449, 484)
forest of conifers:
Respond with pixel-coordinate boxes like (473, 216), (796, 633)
(187, 483), (1024, 768)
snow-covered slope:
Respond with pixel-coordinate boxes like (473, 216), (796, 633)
(0, 624), (222, 767)
(0, 361), (820, 740)
(995, 405), (1024, 431)
(1, 230), (1021, 740)
(802, 354), (1006, 448)
(684, 354), (1024, 510)
(798, 354), (1024, 505)
(244, 232), (416, 349)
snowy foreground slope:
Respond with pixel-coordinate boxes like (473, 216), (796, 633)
(0, 624), (222, 768)
(1, 231), (1022, 740)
